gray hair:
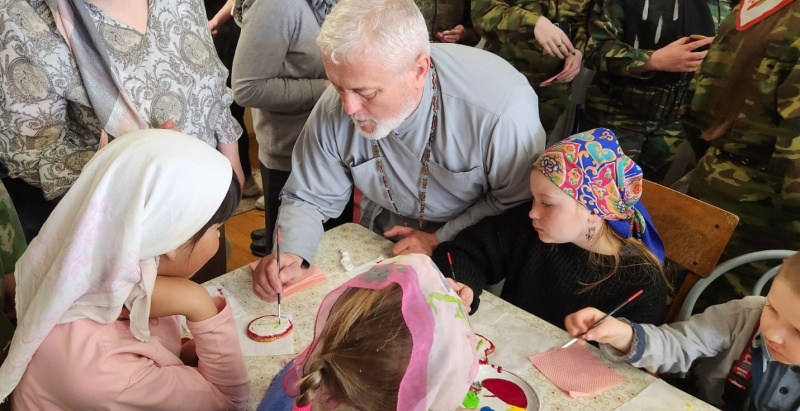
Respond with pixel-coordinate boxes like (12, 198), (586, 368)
(317, 0), (431, 71)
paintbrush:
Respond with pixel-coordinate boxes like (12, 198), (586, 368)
(276, 228), (281, 325)
(446, 252), (458, 283)
(562, 289), (643, 348)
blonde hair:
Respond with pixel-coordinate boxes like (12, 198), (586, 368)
(776, 251), (800, 293)
(296, 284), (411, 410)
(581, 223), (673, 293)
(316, 0), (430, 70)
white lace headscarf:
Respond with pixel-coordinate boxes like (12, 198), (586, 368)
(0, 129), (233, 399)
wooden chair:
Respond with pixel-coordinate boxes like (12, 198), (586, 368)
(639, 180), (739, 322)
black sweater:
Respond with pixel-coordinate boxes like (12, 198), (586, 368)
(432, 203), (667, 328)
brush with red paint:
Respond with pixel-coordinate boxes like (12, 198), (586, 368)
(562, 289), (643, 348)
(446, 252), (458, 283)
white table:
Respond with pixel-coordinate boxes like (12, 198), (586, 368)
(206, 223), (717, 410)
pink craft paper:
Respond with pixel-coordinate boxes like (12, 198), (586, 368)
(539, 65), (569, 87)
(539, 71), (563, 87)
(529, 343), (623, 398)
(247, 262), (328, 296)
(283, 266), (328, 296)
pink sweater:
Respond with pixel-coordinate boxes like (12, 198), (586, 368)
(13, 297), (250, 410)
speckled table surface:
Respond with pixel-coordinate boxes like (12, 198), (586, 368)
(206, 223), (717, 411)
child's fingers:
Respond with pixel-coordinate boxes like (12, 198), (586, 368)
(445, 277), (460, 290)
(686, 36), (714, 51)
(550, 40), (566, 59)
(673, 36), (691, 46)
(445, 278), (473, 311)
(691, 50), (709, 60)
(459, 286), (473, 313)
(564, 307), (606, 335)
(584, 317), (626, 343)
(564, 312), (586, 336)
(561, 34), (576, 55)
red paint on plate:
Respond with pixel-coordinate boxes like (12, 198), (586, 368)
(483, 378), (527, 408)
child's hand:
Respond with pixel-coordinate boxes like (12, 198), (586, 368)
(435, 24), (466, 43)
(150, 276), (219, 322)
(534, 16), (575, 59)
(647, 36), (713, 72)
(564, 308), (634, 354)
(555, 50), (582, 83)
(446, 278), (473, 313)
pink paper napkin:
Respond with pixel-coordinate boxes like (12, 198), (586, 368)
(247, 262), (328, 296)
(529, 344), (624, 398)
(283, 266), (328, 296)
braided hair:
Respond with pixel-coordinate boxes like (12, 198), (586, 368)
(295, 284), (412, 410)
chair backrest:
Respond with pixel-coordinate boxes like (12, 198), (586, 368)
(639, 180), (739, 322)
(680, 250), (795, 321)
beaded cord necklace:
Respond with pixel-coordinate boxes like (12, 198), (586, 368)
(371, 61), (439, 229)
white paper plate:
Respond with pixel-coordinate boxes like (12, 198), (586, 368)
(471, 364), (539, 411)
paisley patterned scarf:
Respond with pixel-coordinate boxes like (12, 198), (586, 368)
(46, 0), (148, 146)
(533, 128), (665, 263)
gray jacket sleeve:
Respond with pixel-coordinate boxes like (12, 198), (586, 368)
(274, 94), (354, 261)
(434, 84), (545, 241)
(600, 297), (765, 375)
(232, 0), (327, 112)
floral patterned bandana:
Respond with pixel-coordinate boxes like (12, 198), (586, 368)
(533, 128), (665, 263)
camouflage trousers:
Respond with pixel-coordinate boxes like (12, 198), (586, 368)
(582, 112), (684, 182)
(686, 149), (800, 311)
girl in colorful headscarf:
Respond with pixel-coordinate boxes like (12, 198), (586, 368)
(434, 127), (671, 328)
(0, 130), (250, 409)
(258, 254), (478, 411)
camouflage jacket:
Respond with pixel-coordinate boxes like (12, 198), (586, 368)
(583, 0), (735, 125)
(0, 181), (25, 354)
(472, 0), (593, 82)
(416, 0), (481, 44)
(684, 1), (800, 208)
(585, 0), (735, 77)
(0, 181), (25, 277)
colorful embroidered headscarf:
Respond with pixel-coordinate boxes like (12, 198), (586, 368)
(283, 254), (479, 411)
(533, 128), (665, 263)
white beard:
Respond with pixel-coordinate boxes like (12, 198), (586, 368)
(352, 87), (418, 141)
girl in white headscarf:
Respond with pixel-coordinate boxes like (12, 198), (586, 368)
(0, 129), (250, 410)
